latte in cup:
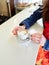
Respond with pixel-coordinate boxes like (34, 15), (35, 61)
(17, 30), (29, 40)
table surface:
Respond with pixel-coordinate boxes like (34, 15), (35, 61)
(0, 5), (43, 65)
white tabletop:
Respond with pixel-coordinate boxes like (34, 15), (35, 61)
(0, 5), (43, 65)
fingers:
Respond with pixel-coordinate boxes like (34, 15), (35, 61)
(31, 36), (41, 43)
(12, 27), (18, 35)
(12, 25), (25, 35)
(31, 33), (42, 43)
(12, 26), (20, 35)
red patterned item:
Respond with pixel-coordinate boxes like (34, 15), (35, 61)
(35, 45), (49, 65)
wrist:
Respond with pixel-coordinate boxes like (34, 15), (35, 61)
(22, 25), (26, 29)
(19, 25), (26, 29)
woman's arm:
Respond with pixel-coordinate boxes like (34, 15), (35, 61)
(19, 7), (42, 29)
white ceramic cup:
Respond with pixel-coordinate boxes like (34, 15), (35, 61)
(17, 30), (29, 40)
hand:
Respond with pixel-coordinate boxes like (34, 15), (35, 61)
(31, 33), (42, 43)
(12, 25), (25, 35)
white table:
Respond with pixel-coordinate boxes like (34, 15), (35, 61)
(0, 5), (43, 65)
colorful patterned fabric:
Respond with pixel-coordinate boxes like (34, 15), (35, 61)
(35, 45), (49, 65)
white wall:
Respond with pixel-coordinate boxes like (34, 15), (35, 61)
(14, 0), (42, 3)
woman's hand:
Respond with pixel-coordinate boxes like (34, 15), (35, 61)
(31, 33), (42, 43)
(12, 25), (25, 35)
